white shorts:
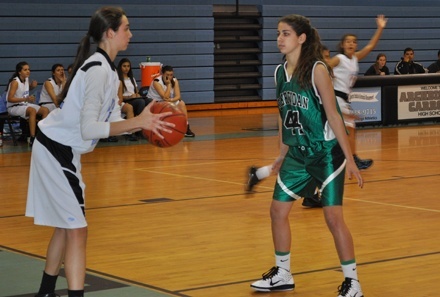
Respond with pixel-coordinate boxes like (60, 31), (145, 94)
(39, 102), (57, 112)
(336, 96), (356, 128)
(8, 103), (41, 119)
(26, 132), (87, 229)
(108, 103), (124, 122)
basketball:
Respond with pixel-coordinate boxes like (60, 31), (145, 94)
(143, 101), (187, 148)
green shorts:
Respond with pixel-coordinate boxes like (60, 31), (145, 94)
(273, 141), (346, 206)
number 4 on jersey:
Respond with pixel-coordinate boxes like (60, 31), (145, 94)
(284, 110), (304, 135)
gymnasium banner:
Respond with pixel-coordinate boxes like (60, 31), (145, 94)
(349, 86), (382, 123)
(398, 84), (440, 120)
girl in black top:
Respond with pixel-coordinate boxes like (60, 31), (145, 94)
(364, 53), (389, 75)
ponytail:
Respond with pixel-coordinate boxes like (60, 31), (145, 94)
(60, 35), (91, 101)
(59, 7), (126, 102)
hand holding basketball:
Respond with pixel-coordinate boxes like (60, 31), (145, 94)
(142, 101), (187, 148)
(137, 100), (174, 138)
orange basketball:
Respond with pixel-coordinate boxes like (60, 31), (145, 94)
(143, 101), (187, 148)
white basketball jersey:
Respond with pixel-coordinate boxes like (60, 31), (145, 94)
(122, 77), (137, 97)
(6, 76), (29, 107)
(39, 78), (63, 104)
(332, 54), (359, 94)
(147, 77), (175, 101)
(38, 49), (118, 154)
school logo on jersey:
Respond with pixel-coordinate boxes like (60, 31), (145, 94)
(277, 91), (309, 110)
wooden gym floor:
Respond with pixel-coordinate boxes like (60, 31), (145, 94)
(1, 107), (440, 296)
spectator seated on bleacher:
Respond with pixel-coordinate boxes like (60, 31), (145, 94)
(39, 63), (66, 112)
(6, 61), (49, 146)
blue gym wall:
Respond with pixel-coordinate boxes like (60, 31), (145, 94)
(1, 0), (439, 104)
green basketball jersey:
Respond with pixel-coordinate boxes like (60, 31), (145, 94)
(275, 61), (342, 148)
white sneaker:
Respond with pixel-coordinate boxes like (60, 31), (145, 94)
(337, 277), (364, 297)
(250, 266), (294, 292)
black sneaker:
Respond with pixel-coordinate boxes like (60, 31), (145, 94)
(29, 136), (35, 147)
(185, 125), (195, 137)
(101, 136), (118, 143)
(353, 154), (373, 170)
(35, 294), (60, 297)
(128, 133), (138, 141)
(302, 193), (322, 208)
(245, 166), (260, 192)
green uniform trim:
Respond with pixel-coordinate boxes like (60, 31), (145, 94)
(275, 250), (291, 256)
(341, 259), (356, 265)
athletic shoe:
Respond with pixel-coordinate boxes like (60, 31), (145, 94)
(29, 136), (35, 147)
(128, 133), (138, 141)
(101, 136), (118, 142)
(251, 266), (294, 292)
(245, 166), (260, 192)
(353, 154), (373, 170)
(302, 193), (322, 208)
(337, 277), (364, 297)
(34, 294), (60, 297)
(185, 125), (195, 137)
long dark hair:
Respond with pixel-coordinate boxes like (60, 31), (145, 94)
(117, 58), (138, 93)
(51, 63), (64, 81)
(60, 6), (126, 100)
(7, 61), (28, 91)
(278, 14), (324, 89)
(161, 65), (175, 88)
(374, 53), (387, 74)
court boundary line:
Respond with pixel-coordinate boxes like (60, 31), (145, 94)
(0, 246), (189, 297)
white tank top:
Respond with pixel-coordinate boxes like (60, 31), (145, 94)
(6, 76), (29, 107)
(122, 77), (137, 97)
(39, 78), (63, 104)
(332, 54), (359, 94)
(147, 77), (175, 101)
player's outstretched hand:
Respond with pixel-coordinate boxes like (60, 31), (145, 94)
(376, 14), (388, 29)
(346, 158), (363, 188)
(140, 100), (174, 139)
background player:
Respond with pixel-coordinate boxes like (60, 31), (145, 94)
(327, 15), (387, 170)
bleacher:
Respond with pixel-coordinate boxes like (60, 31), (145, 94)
(0, 0), (439, 106)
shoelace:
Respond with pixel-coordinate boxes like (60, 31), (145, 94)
(261, 266), (279, 280)
(337, 279), (351, 295)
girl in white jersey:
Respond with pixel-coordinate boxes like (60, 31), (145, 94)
(117, 57), (148, 116)
(6, 61), (49, 146)
(147, 65), (195, 137)
(39, 63), (66, 112)
(26, 7), (174, 297)
(327, 15), (387, 170)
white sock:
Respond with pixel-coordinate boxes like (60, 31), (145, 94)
(341, 262), (358, 280)
(256, 165), (271, 180)
(275, 252), (290, 271)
